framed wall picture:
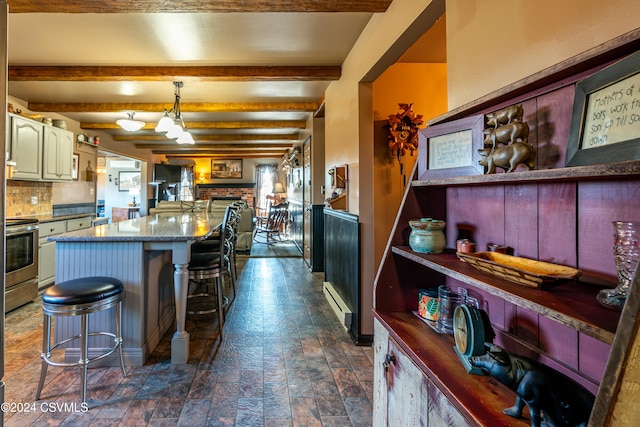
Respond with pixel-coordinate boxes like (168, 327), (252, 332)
(417, 114), (485, 180)
(118, 171), (141, 192)
(566, 50), (640, 167)
(72, 153), (79, 180)
(211, 159), (243, 179)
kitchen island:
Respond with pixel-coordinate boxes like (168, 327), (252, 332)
(48, 211), (222, 365)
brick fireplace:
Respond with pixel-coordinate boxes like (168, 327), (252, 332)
(196, 183), (256, 206)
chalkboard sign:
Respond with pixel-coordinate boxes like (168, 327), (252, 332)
(566, 50), (640, 166)
(418, 114), (485, 179)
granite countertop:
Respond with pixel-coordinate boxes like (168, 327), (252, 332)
(48, 212), (223, 242)
(7, 213), (96, 223)
(37, 213), (96, 223)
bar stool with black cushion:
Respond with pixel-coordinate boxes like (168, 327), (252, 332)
(35, 276), (126, 404)
(226, 204), (243, 289)
(187, 206), (231, 337)
(191, 205), (238, 301)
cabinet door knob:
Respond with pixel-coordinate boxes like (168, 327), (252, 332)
(383, 353), (396, 372)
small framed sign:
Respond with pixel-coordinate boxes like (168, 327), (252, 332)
(418, 114), (485, 179)
(566, 50), (640, 167)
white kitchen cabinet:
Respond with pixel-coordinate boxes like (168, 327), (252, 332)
(9, 114), (43, 180)
(66, 216), (92, 232)
(38, 220), (66, 290)
(38, 240), (56, 290)
(38, 217), (92, 290)
(42, 125), (74, 181)
(8, 113), (74, 182)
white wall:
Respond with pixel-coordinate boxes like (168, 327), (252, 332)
(104, 159), (142, 219)
(446, 0), (640, 109)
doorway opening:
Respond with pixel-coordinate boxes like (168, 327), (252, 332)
(96, 150), (147, 221)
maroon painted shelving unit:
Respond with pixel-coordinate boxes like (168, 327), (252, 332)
(373, 31), (640, 426)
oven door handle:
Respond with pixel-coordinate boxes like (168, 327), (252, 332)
(5, 224), (39, 236)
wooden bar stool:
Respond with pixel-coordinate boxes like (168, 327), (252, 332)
(35, 276), (127, 404)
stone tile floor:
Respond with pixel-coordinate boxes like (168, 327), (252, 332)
(3, 251), (374, 426)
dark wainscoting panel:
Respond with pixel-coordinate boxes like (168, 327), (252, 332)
(310, 205), (325, 272)
(324, 209), (370, 344)
(288, 200), (304, 251)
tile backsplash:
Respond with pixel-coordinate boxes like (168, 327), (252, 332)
(6, 180), (53, 217)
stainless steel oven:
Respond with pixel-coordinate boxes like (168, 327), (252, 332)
(5, 218), (39, 313)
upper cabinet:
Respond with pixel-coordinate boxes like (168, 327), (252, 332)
(9, 114), (43, 180)
(8, 113), (74, 182)
(42, 125), (74, 181)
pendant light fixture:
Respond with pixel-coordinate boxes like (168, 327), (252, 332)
(116, 111), (145, 132)
(155, 81), (195, 144)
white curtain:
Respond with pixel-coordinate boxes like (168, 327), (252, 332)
(255, 164), (277, 209)
(179, 165), (194, 201)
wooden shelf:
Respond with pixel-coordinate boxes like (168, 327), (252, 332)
(76, 140), (99, 149)
(414, 160), (640, 188)
(374, 310), (530, 427)
(391, 247), (620, 344)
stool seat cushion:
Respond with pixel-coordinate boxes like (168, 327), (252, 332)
(189, 252), (222, 271)
(43, 277), (124, 306)
(192, 239), (222, 253)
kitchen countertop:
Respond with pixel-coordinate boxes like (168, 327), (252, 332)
(48, 211), (222, 242)
(9, 212), (96, 224)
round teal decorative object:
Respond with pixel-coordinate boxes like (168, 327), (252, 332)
(408, 218), (446, 253)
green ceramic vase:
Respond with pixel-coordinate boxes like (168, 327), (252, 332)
(409, 218), (446, 254)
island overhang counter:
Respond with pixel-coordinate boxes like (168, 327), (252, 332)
(47, 211), (222, 365)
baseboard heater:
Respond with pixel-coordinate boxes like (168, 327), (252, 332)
(323, 281), (352, 330)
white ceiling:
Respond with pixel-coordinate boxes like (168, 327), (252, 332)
(5, 2), (444, 158)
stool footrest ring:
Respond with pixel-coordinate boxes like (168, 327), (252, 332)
(41, 332), (122, 368)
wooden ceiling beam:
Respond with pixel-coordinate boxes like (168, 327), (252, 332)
(81, 120), (307, 131)
(29, 101), (319, 113)
(7, 1), (393, 13)
(134, 143), (294, 150)
(158, 151), (286, 158)
(117, 134), (299, 142)
(9, 66), (341, 82)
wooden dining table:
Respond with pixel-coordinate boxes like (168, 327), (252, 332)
(48, 211), (223, 365)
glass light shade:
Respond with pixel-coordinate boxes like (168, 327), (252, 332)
(117, 118), (145, 132)
(117, 112), (145, 131)
(176, 131), (195, 144)
(165, 122), (183, 139)
(155, 114), (173, 132)
(273, 182), (286, 194)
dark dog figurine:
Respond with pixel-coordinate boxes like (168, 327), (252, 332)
(470, 345), (594, 427)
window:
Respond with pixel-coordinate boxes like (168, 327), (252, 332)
(255, 164), (277, 210)
(178, 166), (194, 201)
